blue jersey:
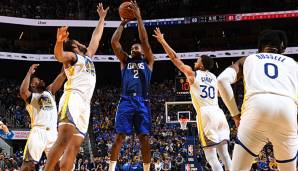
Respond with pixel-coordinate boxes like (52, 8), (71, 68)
(121, 58), (152, 98)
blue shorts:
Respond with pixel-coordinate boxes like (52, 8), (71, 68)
(115, 96), (151, 135)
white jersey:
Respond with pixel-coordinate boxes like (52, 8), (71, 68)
(26, 91), (57, 130)
(243, 53), (298, 103)
(64, 54), (96, 102)
(190, 70), (218, 109)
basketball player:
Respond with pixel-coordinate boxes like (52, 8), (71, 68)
(20, 64), (66, 171)
(217, 30), (298, 171)
(109, 2), (154, 171)
(153, 28), (232, 171)
(44, 3), (109, 171)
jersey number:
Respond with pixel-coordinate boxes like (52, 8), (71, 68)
(133, 70), (139, 78)
(264, 63), (278, 79)
(200, 85), (215, 99)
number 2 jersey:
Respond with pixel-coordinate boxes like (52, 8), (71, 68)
(121, 58), (152, 98)
(64, 54), (96, 102)
(190, 70), (219, 108)
(243, 53), (298, 103)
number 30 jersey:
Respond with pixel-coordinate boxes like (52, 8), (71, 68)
(64, 54), (96, 102)
(190, 70), (218, 108)
(243, 53), (298, 103)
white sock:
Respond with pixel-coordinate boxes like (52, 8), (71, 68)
(217, 143), (232, 171)
(143, 163), (150, 171)
(108, 161), (117, 171)
(204, 147), (223, 171)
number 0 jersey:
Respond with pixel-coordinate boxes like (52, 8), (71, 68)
(190, 70), (218, 108)
(64, 54), (96, 102)
(243, 53), (298, 103)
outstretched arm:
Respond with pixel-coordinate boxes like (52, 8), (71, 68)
(217, 57), (246, 127)
(153, 28), (195, 83)
(111, 20), (129, 67)
(20, 64), (39, 103)
(47, 67), (66, 95)
(54, 26), (76, 64)
(130, 1), (154, 69)
(86, 3), (109, 57)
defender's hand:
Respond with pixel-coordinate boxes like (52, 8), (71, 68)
(56, 26), (69, 42)
(97, 3), (109, 19)
(153, 27), (165, 43)
(128, 0), (141, 19)
(28, 64), (39, 75)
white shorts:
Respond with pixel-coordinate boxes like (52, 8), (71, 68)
(237, 94), (298, 162)
(58, 91), (90, 137)
(197, 106), (230, 148)
(23, 127), (57, 162)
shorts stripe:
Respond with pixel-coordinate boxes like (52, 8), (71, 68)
(235, 137), (258, 157)
(190, 91), (207, 147)
(23, 130), (33, 161)
(202, 140), (229, 148)
(60, 66), (75, 120)
(276, 152), (297, 163)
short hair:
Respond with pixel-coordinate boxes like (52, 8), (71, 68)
(201, 55), (214, 71)
(63, 39), (76, 52)
(258, 30), (288, 53)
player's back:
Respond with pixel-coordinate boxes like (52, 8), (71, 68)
(121, 57), (152, 98)
(26, 91), (57, 130)
(64, 54), (96, 102)
(190, 70), (218, 109)
(243, 53), (298, 102)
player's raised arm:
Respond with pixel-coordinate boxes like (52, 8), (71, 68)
(54, 26), (76, 64)
(153, 28), (195, 83)
(111, 20), (129, 66)
(86, 3), (109, 57)
(217, 57), (246, 127)
(47, 66), (66, 95)
(20, 64), (39, 103)
(130, 1), (154, 69)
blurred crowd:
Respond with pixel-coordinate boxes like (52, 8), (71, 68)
(0, 0), (298, 20)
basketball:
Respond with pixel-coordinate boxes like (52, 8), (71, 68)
(119, 2), (135, 20)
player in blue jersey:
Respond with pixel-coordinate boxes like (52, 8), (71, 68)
(109, 1), (154, 171)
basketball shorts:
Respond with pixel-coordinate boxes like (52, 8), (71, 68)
(197, 106), (230, 148)
(115, 96), (151, 135)
(23, 127), (57, 162)
(58, 91), (90, 137)
(237, 94), (298, 162)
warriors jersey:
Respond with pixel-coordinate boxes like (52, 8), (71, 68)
(190, 70), (218, 109)
(243, 53), (298, 103)
(26, 91), (57, 130)
(64, 54), (96, 102)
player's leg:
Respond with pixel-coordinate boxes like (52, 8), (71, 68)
(44, 124), (75, 171)
(109, 97), (134, 171)
(20, 161), (35, 171)
(109, 133), (126, 171)
(203, 147), (223, 171)
(135, 98), (151, 171)
(269, 96), (297, 171)
(45, 130), (61, 171)
(21, 128), (45, 171)
(59, 134), (84, 171)
(216, 142), (231, 171)
(138, 134), (151, 171)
